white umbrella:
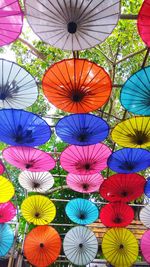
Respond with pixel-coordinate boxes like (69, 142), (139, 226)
(140, 206), (150, 228)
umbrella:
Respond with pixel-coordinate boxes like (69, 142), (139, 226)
(42, 58), (112, 113)
(102, 228), (139, 267)
(0, 59), (38, 109)
(0, 0), (23, 46)
(0, 202), (16, 223)
(18, 171), (54, 192)
(0, 176), (14, 203)
(99, 173), (146, 202)
(140, 206), (150, 228)
(107, 148), (150, 173)
(63, 226), (98, 265)
(55, 113), (109, 146)
(100, 202), (134, 227)
(137, 0), (150, 47)
(120, 66), (150, 115)
(21, 195), (56, 225)
(25, 0), (120, 51)
(0, 160), (5, 174)
(0, 109), (51, 146)
(3, 146), (56, 172)
(141, 230), (150, 264)
(65, 198), (99, 225)
(24, 225), (61, 267)
(111, 117), (150, 148)
(66, 173), (104, 194)
(60, 143), (111, 175)
(144, 177), (150, 197)
(0, 224), (14, 257)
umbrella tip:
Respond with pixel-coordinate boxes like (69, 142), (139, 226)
(40, 243), (44, 248)
(67, 22), (77, 33)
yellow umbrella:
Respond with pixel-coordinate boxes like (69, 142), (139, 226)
(111, 117), (150, 148)
(102, 228), (139, 267)
(21, 195), (56, 225)
(0, 176), (14, 203)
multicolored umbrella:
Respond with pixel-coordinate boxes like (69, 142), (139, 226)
(25, 0), (120, 51)
(3, 146), (56, 172)
(24, 225), (61, 267)
(0, 176), (14, 203)
(56, 114), (109, 146)
(99, 173), (146, 202)
(107, 148), (150, 173)
(144, 177), (150, 197)
(102, 228), (139, 267)
(141, 230), (150, 264)
(60, 144), (111, 175)
(63, 226), (98, 265)
(0, 0), (23, 46)
(140, 206), (150, 228)
(100, 202), (134, 227)
(42, 59), (112, 113)
(0, 202), (16, 223)
(137, 0), (150, 47)
(65, 198), (99, 225)
(0, 59), (38, 109)
(21, 195), (56, 225)
(66, 173), (104, 194)
(0, 224), (14, 256)
(111, 117), (150, 148)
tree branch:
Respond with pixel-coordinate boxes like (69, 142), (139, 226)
(120, 14), (138, 20)
(46, 185), (69, 195)
(115, 47), (147, 65)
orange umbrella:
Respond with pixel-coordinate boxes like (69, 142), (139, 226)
(24, 225), (61, 267)
(42, 58), (112, 113)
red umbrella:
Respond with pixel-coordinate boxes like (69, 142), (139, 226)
(137, 0), (150, 47)
(100, 173), (146, 202)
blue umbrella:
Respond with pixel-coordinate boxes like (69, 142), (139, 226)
(0, 109), (51, 146)
(144, 178), (150, 198)
(0, 224), (14, 256)
(107, 148), (150, 173)
(120, 66), (150, 115)
(55, 114), (109, 146)
(65, 198), (99, 225)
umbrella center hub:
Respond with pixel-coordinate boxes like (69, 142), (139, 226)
(40, 243), (44, 248)
(79, 243), (83, 248)
(0, 92), (7, 100)
(82, 183), (89, 190)
(121, 191), (128, 197)
(114, 217), (122, 223)
(79, 213), (85, 219)
(33, 182), (40, 188)
(119, 244), (124, 249)
(67, 21), (77, 33)
(85, 163), (90, 170)
(78, 134), (87, 142)
(35, 212), (40, 218)
(25, 163), (33, 169)
(71, 91), (84, 102)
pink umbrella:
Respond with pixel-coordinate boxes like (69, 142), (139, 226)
(60, 144), (111, 175)
(0, 0), (23, 47)
(0, 202), (16, 223)
(0, 160), (5, 174)
(66, 173), (104, 193)
(3, 146), (56, 172)
(141, 230), (150, 264)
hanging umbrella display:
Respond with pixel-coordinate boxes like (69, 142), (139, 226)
(111, 117), (150, 148)
(66, 173), (104, 194)
(0, 59), (38, 109)
(3, 146), (56, 172)
(21, 195), (56, 225)
(56, 114), (109, 146)
(144, 177), (150, 198)
(24, 225), (61, 267)
(0, 224), (14, 256)
(0, 176), (14, 203)
(140, 206), (150, 228)
(0, 202), (16, 223)
(63, 226), (98, 265)
(137, 0), (150, 47)
(120, 66), (150, 115)
(107, 148), (150, 173)
(25, 0), (120, 51)
(60, 143), (111, 175)
(0, 160), (5, 174)
(18, 171), (54, 192)
(141, 230), (150, 264)
(0, 0), (23, 47)
(102, 228), (139, 267)
(65, 198), (99, 225)
(100, 202), (134, 227)
(99, 173), (146, 202)
(0, 109), (51, 146)
(42, 58), (112, 113)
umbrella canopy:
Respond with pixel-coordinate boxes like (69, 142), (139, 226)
(65, 198), (99, 225)
(99, 173), (146, 202)
(21, 195), (56, 225)
(24, 225), (61, 267)
(0, 224), (14, 256)
(63, 226), (98, 265)
(120, 66), (150, 115)
(0, 176), (14, 203)
(0, 109), (51, 146)
(0, 160), (5, 174)
(144, 177), (150, 197)
(137, 0), (150, 47)
(111, 117), (150, 148)
(100, 202), (134, 227)
(3, 146), (56, 172)
(18, 171), (54, 192)
(60, 143), (111, 175)
(140, 206), (150, 228)
(25, 0), (120, 51)
(107, 148), (150, 173)
(0, 202), (16, 223)
(0, 0), (23, 46)
(42, 58), (112, 113)
(66, 173), (104, 194)
(102, 228), (139, 267)
(56, 114), (109, 146)
(0, 59), (38, 109)
(141, 230), (150, 264)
